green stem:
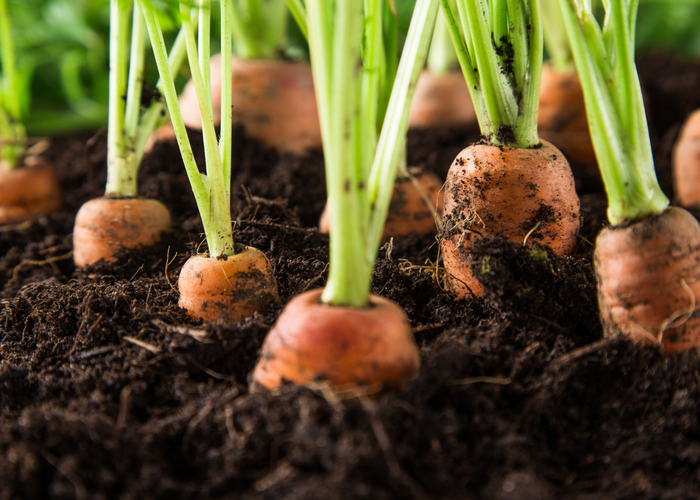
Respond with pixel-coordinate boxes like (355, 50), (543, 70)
(558, 0), (668, 224)
(230, 0), (287, 59)
(0, 0), (25, 168)
(541, 0), (574, 72)
(105, 0), (132, 196)
(285, 0), (308, 39)
(318, 0), (366, 307)
(367, 0), (439, 262)
(427, 7), (458, 75)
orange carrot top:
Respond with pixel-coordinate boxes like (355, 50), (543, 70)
(439, 0), (543, 148)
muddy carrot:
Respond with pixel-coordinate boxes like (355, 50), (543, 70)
(672, 109), (700, 208)
(558, 0), (700, 354)
(140, 0), (278, 322)
(438, 0), (581, 298)
(252, 0), (439, 391)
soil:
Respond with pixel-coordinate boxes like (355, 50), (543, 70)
(2, 54), (700, 499)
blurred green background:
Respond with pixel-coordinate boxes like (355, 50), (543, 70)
(2, 0), (700, 136)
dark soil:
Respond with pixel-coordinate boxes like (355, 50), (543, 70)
(2, 55), (700, 499)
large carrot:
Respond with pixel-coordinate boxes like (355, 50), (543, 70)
(558, 0), (699, 354)
(73, 1), (187, 266)
(140, 0), (278, 322)
(0, 0), (62, 224)
(252, 0), (438, 391)
(438, 0), (580, 299)
(672, 109), (700, 208)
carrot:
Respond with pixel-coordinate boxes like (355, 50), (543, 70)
(437, 0), (580, 298)
(558, 0), (699, 353)
(178, 247), (278, 323)
(319, 167), (444, 239)
(441, 140), (580, 297)
(672, 108), (700, 208)
(0, 157), (62, 225)
(409, 69), (476, 128)
(73, 197), (171, 267)
(251, 0), (437, 390)
(251, 288), (418, 390)
(177, 54), (322, 155)
(140, 0), (280, 323)
(595, 207), (700, 354)
(537, 63), (596, 166)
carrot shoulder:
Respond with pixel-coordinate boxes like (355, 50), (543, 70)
(251, 288), (419, 391)
(73, 197), (171, 267)
(441, 140), (580, 297)
(178, 247), (279, 323)
(0, 158), (62, 225)
(672, 108), (700, 208)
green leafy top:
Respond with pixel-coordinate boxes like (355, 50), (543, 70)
(558, 0), (668, 225)
(440, 0), (542, 148)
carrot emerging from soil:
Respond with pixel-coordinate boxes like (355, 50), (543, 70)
(252, 288), (419, 391)
(595, 207), (700, 354)
(672, 109), (700, 208)
(319, 167), (444, 239)
(537, 63), (596, 166)
(178, 247), (279, 323)
(557, 0), (700, 353)
(0, 157), (62, 225)
(161, 54), (322, 155)
(441, 141), (580, 296)
(73, 197), (171, 267)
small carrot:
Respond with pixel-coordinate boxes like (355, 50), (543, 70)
(73, 1), (186, 267)
(558, 0), (698, 354)
(73, 197), (171, 267)
(0, 157), (62, 225)
(672, 108), (700, 208)
(177, 54), (322, 155)
(319, 167), (444, 239)
(178, 247), (278, 323)
(438, 0), (581, 298)
(252, 0), (438, 390)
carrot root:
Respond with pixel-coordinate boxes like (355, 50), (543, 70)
(409, 70), (476, 128)
(73, 197), (172, 267)
(672, 109), (700, 208)
(0, 158), (62, 225)
(178, 246), (279, 323)
(440, 140), (581, 298)
(251, 288), (420, 392)
(595, 206), (700, 354)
